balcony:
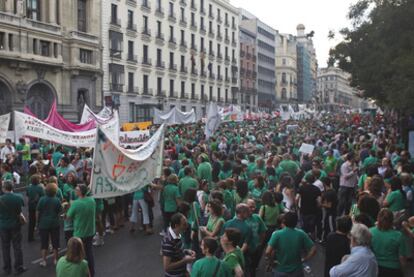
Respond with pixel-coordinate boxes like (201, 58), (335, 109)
(110, 17), (121, 26)
(225, 20), (230, 28)
(191, 68), (198, 76)
(141, 57), (152, 66)
(200, 7), (206, 15)
(209, 12), (214, 20)
(191, 94), (198, 100)
(69, 31), (99, 44)
(217, 16), (222, 24)
(110, 49), (122, 59)
(232, 39), (237, 46)
(156, 90), (166, 97)
(217, 52), (223, 60)
(180, 0), (187, 6)
(225, 55), (230, 62)
(180, 41), (187, 51)
(190, 1), (197, 11)
(209, 50), (215, 57)
(110, 83), (123, 92)
(168, 13), (177, 23)
(127, 54), (138, 63)
(240, 50), (245, 57)
(156, 61), (165, 69)
(191, 44), (197, 51)
(179, 17), (187, 27)
(200, 25), (206, 34)
(155, 7), (165, 18)
(232, 22), (237, 30)
(224, 36), (230, 44)
(141, 27), (151, 39)
(127, 23), (137, 32)
(232, 77), (237, 84)
(156, 33), (165, 45)
(200, 47), (206, 54)
(180, 66), (188, 73)
(209, 73), (215, 80)
(211, 96), (216, 101)
(190, 22), (197, 31)
(208, 30), (215, 38)
(142, 88), (153, 96)
(169, 64), (177, 72)
(200, 70), (207, 78)
(240, 68), (245, 76)
(127, 86), (139, 94)
(225, 76), (230, 83)
(217, 33), (223, 41)
(217, 75), (223, 82)
(232, 57), (237, 64)
(168, 37), (177, 48)
(141, 1), (151, 12)
(169, 91), (178, 98)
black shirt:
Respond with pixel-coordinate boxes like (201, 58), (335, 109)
(324, 232), (350, 277)
(299, 184), (321, 215)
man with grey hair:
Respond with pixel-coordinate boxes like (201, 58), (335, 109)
(330, 223), (378, 277)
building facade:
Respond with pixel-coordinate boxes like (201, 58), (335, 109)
(275, 33), (297, 104)
(296, 24), (316, 103)
(239, 9), (276, 112)
(317, 67), (366, 111)
(0, 0), (102, 122)
(239, 26), (257, 111)
(103, 0), (240, 123)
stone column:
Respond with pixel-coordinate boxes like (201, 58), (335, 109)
(49, 0), (56, 24)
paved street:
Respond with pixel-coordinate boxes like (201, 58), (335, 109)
(2, 194), (413, 277)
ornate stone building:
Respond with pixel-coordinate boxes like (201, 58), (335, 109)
(0, 0), (102, 122)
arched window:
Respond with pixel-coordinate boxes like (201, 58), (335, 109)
(26, 83), (54, 120)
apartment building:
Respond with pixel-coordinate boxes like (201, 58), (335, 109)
(239, 25), (257, 111)
(275, 33), (297, 104)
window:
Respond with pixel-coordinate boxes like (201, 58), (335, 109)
(157, 77), (162, 94)
(180, 7), (185, 21)
(201, 84), (204, 100)
(8, 34), (13, 51)
(191, 12), (195, 26)
(282, 72), (287, 83)
(169, 80), (174, 96)
(32, 38), (37, 54)
(282, 58), (286, 65)
(143, 75), (149, 91)
(217, 87), (221, 100)
(191, 83), (195, 99)
(180, 55), (185, 69)
(27, 0), (40, 21)
(181, 81), (185, 98)
(143, 45), (148, 61)
(169, 26), (174, 41)
(127, 10), (134, 29)
(169, 2), (174, 17)
(111, 4), (118, 24)
(80, 49), (92, 64)
(180, 30), (185, 44)
(169, 52), (174, 67)
(200, 37), (204, 51)
(40, 40), (50, 56)
(129, 103), (135, 122)
(128, 41), (134, 60)
(143, 16), (148, 31)
(128, 72), (134, 92)
(181, 106), (186, 112)
(209, 86), (213, 100)
(157, 21), (162, 37)
(78, 0), (87, 32)
(281, 88), (287, 99)
(200, 16), (204, 29)
(225, 89), (228, 102)
(191, 34), (195, 48)
(0, 32), (4, 50)
(157, 0), (162, 10)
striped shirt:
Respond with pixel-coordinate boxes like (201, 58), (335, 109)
(162, 227), (186, 277)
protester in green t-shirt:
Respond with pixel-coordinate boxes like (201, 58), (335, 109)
(37, 182), (62, 267)
(56, 237), (89, 277)
(383, 177), (406, 212)
(221, 228), (245, 277)
(191, 237), (231, 277)
(162, 174), (181, 232)
(265, 212), (316, 274)
(370, 209), (407, 273)
(26, 174), (44, 242)
(178, 167), (199, 197)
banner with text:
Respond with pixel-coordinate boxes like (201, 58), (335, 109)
(0, 113), (10, 144)
(91, 124), (165, 198)
(119, 130), (150, 148)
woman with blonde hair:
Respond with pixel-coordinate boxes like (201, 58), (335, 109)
(56, 237), (89, 277)
(37, 182), (62, 267)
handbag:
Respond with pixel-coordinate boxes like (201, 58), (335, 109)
(144, 190), (155, 207)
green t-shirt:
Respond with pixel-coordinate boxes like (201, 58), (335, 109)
(26, 184), (45, 209)
(163, 184), (180, 212)
(278, 160), (299, 178)
(62, 183), (76, 202)
(22, 144), (31, 161)
(56, 257), (88, 277)
(324, 156), (338, 174)
(206, 215), (225, 235)
(1, 172), (13, 182)
(219, 170), (233, 181)
(52, 151), (64, 168)
(246, 163), (257, 177)
(370, 227), (407, 269)
(386, 190), (405, 212)
(197, 162), (213, 188)
(245, 214), (267, 251)
(223, 247), (245, 273)
(358, 174), (367, 190)
(178, 176), (199, 196)
(268, 227), (314, 273)
(67, 197), (96, 238)
(191, 256), (231, 277)
(37, 196), (62, 229)
(363, 156), (378, 169)
(0, 193), (24, 229)
(223, 218), (252, 248)
(260, 204), (281, 227)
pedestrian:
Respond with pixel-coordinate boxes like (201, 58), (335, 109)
(190, 237), (231, 276)
(162, 213), (196, 277)
(37, 182), (62, 267)
(337, 153), (358, 216)
(162, 174), (181, 233)
(324, 215), (352, 277)
(0, 180), (27, 275)
(66, 184), (96, 277)
(370, 208), (407, 277)
(330, 223), (378, 277)
(199, 199), (225, 240)
(26, 173), (45, 242)
(265, 212), (316, 277)
(221, 228), (245, 277)
(223, 204), (253, 254)
(56, 237), (90, 277)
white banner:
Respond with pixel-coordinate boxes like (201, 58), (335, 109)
(299, 143), (315, 155)
(80, 105), (113, 124)
(153, 107), (196, 125)
(14, 111), (119, 148)
(119, 130), (150, 148)
(0, 113), (10, 144)
(91, 125), (165, 198)
(205, 102), (221, 139)
(219, 105), (243, 122)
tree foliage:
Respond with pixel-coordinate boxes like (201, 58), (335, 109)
(329, 0), (414, 111)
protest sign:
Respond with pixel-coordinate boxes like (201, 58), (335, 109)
(90, 124), (165, 198)
(299, 143), (315, 155)
(0, 113), (10, 143)
(205, 102), (221, 139)
(119, 130), (150, 148)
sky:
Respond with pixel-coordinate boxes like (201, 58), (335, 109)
(230, 0), (357, 67)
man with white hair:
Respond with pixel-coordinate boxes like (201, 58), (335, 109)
(330, 223), (378, 277)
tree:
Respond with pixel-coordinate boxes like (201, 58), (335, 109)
(329, 0), (414, 111)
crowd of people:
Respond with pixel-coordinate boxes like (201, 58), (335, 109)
(0, 111), (414, 277)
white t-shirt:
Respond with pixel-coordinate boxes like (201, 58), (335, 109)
(0, 145), (15, 162)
